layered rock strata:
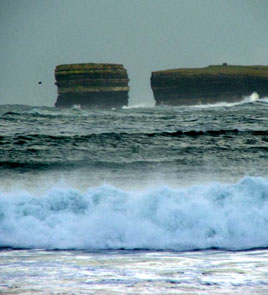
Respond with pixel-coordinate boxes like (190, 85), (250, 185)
(151, 65), (268, 105)
(55, 63), (129, 108)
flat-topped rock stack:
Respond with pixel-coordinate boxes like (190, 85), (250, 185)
(151, 65), (268, 105)
(55, 63), (129, 108)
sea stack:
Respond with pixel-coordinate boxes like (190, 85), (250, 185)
(151, 65), (268, 105)
(55, 63), (129, 108)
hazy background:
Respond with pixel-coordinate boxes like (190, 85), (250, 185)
(0, 0), (267, 106)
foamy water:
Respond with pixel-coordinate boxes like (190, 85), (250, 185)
(191, 92), (260, 108)
(1, 249), (268, 294)
(1, 176), (268, 251)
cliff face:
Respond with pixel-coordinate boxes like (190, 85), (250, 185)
(55, 63), (129, 108)
(151, 65), (268, 105)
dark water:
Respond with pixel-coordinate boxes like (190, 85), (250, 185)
(1, 95), (268, 293)
(1, 97), (268, 189)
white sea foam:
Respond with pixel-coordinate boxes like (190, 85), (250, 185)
(122, 104), (147, 109)
(257, 97), (268, 104)
(72, 104), (82, 110)
(1, 176), (268, 250)
(191, 92), (260, 109)
(243, 91), (259, 103)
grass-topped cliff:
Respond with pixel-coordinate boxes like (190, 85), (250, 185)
(153, 65), (268, 77)
(151, 64), (268, 105)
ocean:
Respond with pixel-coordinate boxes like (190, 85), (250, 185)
(1, 94), (268, 294)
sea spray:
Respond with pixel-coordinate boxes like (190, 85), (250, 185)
(191, 92), (260, 108)
(1, 176), (268, 250)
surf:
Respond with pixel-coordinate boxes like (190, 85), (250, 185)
(1, 176), (268, 251)
(190, 92), (260, 108)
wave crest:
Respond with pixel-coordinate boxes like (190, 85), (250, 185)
(1, 177), (268, 251)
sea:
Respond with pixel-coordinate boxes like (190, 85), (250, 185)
(1, 93), (268, 294)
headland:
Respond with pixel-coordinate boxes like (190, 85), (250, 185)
(151, 64), (268, 105)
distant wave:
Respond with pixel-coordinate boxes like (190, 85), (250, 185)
(1, 176), (268, 251)
(122, 104), (148, 109)
(1, 129), (268, 142)
(1, 110), (71, 120)
(1, 128), (267, 171)
(257, 97), (268, 104)
(0, 160), (138, 170)
(244, 92), (260, 102)
(191, 92), (260, 108)
(148, 129), (268, 137)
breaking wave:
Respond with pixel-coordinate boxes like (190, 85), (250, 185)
(1, 177), (268, 251)
(192, 92), (260, 108)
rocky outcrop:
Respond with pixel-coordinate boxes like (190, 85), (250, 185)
(151, 65), (268, 105)
(55, 63), (129, 108)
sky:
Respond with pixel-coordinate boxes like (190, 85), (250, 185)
(0, 0), (268, 106)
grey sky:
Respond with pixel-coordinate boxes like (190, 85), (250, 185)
(1, 0), (267, 106)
